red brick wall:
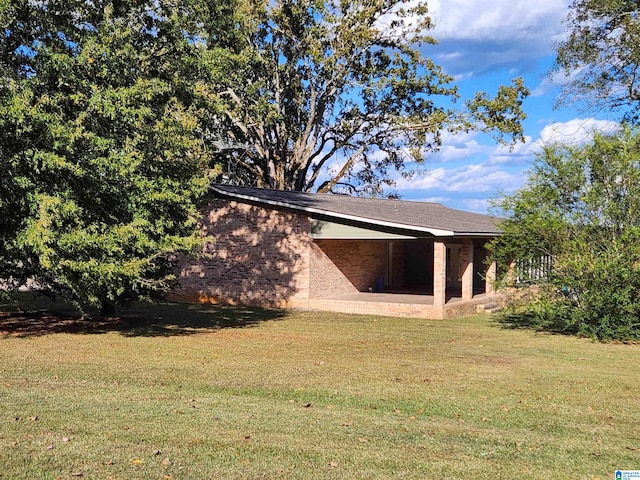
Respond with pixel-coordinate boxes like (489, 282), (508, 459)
(311, 240), (387, 295)
(175, 199), (311, 307)
(309, 243), (359, 298)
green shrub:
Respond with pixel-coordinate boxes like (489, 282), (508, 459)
(493, 126), (640, 341)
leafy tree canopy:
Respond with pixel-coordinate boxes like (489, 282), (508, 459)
(0, 0), (235, 313)
(553, 0), (640, 121)
(492, 126), (640, 341)
(210, 0), (529, 195)
(0, 0), (529, 313)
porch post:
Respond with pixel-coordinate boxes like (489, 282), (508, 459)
(486, 259), (497, 296)
(461, 239), (474, 300)
(433, 240), (446, 307)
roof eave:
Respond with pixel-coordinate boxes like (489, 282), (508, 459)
(210, 185), (500, 238)
(453, 231), (502, 237)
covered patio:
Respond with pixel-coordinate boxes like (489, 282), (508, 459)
(185, 185), (504, 319)
(308, 226), (499, 318)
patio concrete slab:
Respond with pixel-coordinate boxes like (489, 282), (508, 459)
(293, 291), (499, 319)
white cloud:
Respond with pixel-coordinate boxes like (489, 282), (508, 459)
(392, 117), (622, 213)
(400, 118), (618, 197)
(531, 66), (588, 97)
(457, 198), (491, 214)
(409, 195), (450, 204)
(428, 0), (568, 43)
(398, 167), (448, 190)
(435, 131), (489, 161)
(406, 194), (491, 213)
(530, 79), (553, 98)
(397, 163), (525, 194)
(484, 135), (536, 165)
(425, 130), (535, 166)
(536, 118), (620, 146)
(423, 0), (570, 76)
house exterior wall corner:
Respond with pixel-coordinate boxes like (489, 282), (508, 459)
(175, 199), (311, 308)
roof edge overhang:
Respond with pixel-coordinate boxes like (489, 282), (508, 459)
(209, 185), (500, 237)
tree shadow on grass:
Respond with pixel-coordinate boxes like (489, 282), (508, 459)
(0, 293), (287, 338)
(496, 311), (541, 330)
(495, 310), (577, 336)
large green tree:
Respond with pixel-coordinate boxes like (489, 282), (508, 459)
(210, 0), (529, 195)
(0, 0), (233, 313)
(553, 0), (640, 121)
(0, 0), (529, 313)
(492, 126), (640, 341)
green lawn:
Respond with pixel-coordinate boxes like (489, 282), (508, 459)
(1, 296), (639, 479)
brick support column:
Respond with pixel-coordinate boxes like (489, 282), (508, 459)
(461, 239), (474, 300)
(433, 240), (447, 307)
(486, 260), (497, 296)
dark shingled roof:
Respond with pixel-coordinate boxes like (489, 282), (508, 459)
(210, 184), (502, 237)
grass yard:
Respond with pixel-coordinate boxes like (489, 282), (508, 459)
(1, 296), (639, 479)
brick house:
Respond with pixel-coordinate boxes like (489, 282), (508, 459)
(175, 184), (503, 319)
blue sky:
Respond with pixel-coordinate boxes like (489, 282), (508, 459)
(390, 0), (619, 213)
